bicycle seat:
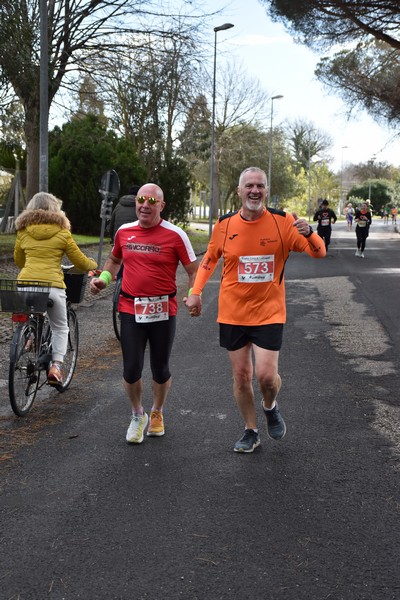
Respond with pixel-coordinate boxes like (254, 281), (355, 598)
(62, 265), (75, 273)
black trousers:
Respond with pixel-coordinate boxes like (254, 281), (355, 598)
(120, 313), (176, 384)
(356, 226), (369, 251)
(317, 226), (332, 250)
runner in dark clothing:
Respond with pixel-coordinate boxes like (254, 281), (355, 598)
(355, 202), (372, 258)
(313, 200), (337, 252)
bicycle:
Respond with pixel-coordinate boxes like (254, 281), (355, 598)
(0, 266), (86, 416)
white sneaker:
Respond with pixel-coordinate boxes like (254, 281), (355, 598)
(355, 249), (360, 256)
(126, 412), (148, 443)
(360, 252), (365, 258)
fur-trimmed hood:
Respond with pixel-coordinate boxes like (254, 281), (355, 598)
(14, 208), (97, 288)
(15, 208), (71, 232)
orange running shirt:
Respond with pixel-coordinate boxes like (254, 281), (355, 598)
(192, 208), (325, 325)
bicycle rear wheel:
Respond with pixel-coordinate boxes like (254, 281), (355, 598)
(56, 306), (79, 392)
(112, 278), (122, 341)
(9, 321), (40, 416)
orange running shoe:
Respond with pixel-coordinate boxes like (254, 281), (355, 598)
(147, 410), (165, 437)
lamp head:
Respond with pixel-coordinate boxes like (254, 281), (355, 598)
(214, 23), (234, 32)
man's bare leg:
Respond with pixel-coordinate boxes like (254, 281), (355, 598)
(228, 344), (257, 430)
(253, 346), (281, 409)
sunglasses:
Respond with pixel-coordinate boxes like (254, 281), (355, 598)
(136, 196), (161, 205)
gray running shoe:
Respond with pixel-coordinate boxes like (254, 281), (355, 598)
(234, 429), (260, 453)
(261, 401), (286, 440)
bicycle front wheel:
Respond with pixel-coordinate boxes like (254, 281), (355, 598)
(56, 306), (79, 392)
(112, 278), (121, 341)
(9, 321), (40, 416)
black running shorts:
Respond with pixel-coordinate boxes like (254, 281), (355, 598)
(219, 323), (284, 352)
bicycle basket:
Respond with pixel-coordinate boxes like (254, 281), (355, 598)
(63, 269), (88, 303)
(0, 279), (51, 313)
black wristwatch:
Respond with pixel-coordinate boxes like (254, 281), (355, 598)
(304, 226), (313, 238)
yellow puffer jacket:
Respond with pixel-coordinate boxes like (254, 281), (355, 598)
(14, 209), (97, 288)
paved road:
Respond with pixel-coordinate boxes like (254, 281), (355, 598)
(1, 220), (400, 599)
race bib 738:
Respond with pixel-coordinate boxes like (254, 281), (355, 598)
(134, 295), (169, 322)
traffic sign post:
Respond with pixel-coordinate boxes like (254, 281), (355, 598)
(97, 169), (120, 267)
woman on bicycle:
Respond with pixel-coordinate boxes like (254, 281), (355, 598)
(14, 192), (97, 385)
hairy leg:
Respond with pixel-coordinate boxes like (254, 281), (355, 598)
(253, 345), (281, 409)
(228, 343), (256, 429)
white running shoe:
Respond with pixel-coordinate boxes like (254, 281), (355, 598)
(360, 252), (365, 258)
(126, 412), (149, 443)
(355, 249), (360, 257)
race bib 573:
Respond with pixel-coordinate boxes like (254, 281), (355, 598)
(238, 255), (274, 283)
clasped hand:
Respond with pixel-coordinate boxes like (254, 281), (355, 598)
(183, 294), (202, 317)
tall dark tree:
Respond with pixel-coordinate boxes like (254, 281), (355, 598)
(48, 115), (145, 234)
(259, 1), (400, 125)
(316, 41), (400, 124)
(156, 157), (192, 226)
(263, 1), (400, 50)
(178, 94), (211, 166)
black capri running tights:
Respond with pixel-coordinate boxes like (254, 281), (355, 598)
(356, 226), (369, 251)
(120, 312), (176, 384)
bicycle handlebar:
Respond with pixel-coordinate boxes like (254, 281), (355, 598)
(89, 269), (102, 277)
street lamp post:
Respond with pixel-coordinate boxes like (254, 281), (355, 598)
(267, 94), (283, 205)
(368, 155), (376, 201)
(339, 145), (348, 215)
(209, 22), (234, 238)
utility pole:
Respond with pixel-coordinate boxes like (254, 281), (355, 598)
(39, 0), (48, 192)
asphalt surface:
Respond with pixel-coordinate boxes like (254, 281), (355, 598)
(1, 221), (400, 600)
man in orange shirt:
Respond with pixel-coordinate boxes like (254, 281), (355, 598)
(185, 167), (326, 453)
